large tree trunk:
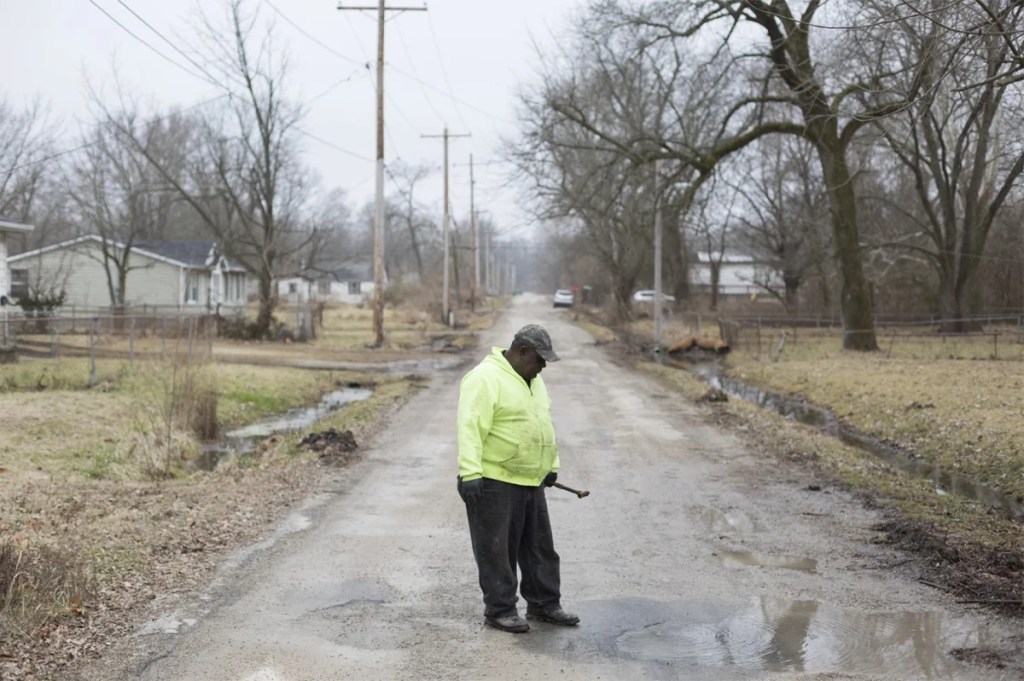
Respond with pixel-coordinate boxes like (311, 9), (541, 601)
(783, 274), (800, 311)
(709, 263), (721, 312)
(816, 136), (878, 350)
(255, 271), (275, 337)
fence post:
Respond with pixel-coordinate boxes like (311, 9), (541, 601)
(51, 323), (59, 358)
(129, 317), (136, 366)
(89, 319), (98, 387)
(994, 331), (998, 358)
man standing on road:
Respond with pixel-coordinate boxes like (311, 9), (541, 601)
(456, 323), (580, 633)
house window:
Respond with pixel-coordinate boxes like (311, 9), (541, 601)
(318, 281), (331, 295)
(10, 269), (28, 299)
(348, 281), (361, 295)
(288, 282), (298, 294)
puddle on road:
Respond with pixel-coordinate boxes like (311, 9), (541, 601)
(677, 360), (1024, 522)
(715, 550), (817, 573)
(695, 508), (763, 534)
(615, 596), (999, 677)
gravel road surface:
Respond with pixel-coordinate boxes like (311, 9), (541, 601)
(76, 295), (1022, 681)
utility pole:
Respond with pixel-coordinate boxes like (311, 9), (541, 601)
(338, 1), (425, 347)
(469, 154), (477, 312)
(422, 127), (470, 326)
(654, 158), (664, 351)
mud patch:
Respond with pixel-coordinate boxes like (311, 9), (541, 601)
(299, 428), (359, 466)
(874, 517), (1024, 614)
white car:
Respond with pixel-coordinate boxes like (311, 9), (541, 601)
(632, 289), (675, 303)
(552, 289), (575, 308)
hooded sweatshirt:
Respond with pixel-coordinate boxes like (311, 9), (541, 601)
(457, 346), (559, 487)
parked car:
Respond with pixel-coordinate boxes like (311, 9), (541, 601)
(552, 289), (575, 308)
(632, 289), (676, 303)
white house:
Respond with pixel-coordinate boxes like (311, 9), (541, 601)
(277, 276), (315, 304)
(691, 251), (784, 296)
(0, 218), (34, 300)
(9, 235), (251, 313)
(312, 261), (379, 305)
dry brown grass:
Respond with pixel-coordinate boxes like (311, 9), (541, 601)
(0, 536), (94, 638)
(725, 347), (1024, 501)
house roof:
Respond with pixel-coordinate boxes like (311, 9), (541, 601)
(696, 251), (778, 265)
(134, 240), (218, 267)
(9, 234), (245, 271)
(0, 217), (34, 234)
(329, 261), (373, 282)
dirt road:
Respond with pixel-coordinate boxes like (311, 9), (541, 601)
(76, 296), (1022, 680)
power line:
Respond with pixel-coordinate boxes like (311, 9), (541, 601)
(87, 0), (212, 85)
(264, 0), (368, 69)
(295, 127), (374, 162)
(425, 10), (470, 130)
(113, 0), (225, 87)
(393, 21), (446, 123)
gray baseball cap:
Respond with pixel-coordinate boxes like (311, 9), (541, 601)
(513, 324), (560, 362)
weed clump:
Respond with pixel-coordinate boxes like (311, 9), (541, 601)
(0, 536), (94, 638)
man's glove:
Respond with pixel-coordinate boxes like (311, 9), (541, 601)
(543, 472), (558, 487)
(459, 477), (483, 503)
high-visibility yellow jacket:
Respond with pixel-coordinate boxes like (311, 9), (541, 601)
(457, 346), (559, 487)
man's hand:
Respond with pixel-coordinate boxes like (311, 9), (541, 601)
(459, 477), (483, 503)
(543, 472), (558, 487)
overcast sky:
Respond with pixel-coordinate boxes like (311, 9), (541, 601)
(0, 0), (583, 239)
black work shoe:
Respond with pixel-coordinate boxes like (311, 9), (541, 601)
(526, 607), (580, 626)
(484, 613), (530, 633)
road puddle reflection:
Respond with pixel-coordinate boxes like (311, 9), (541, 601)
(616, 596), (994, 677)
(695, 508), (763, 533)
(715, 550), (817, 572)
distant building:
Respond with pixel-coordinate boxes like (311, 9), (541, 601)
(276, 259), (386, 306)
(9, 235), (250, 312)
(0, 218), (34, 299)
(690, 251), (783, 297)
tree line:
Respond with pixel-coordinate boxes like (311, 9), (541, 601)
(512, 0), (1024, 348)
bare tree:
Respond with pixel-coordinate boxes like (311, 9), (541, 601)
(386, 162), (435, 282)
(109, 0), (321, 335)
(64, 114), (192, 308)
(874, 0), (1024, 330)
(527, 0), (960, 349)
(0, 98), (55, 222)
(728, 136), (831, 309)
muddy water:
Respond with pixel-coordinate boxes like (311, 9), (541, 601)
(678, 359), (1024, 522)
(605, 596), (997, 677)
(194, 386), (373, 469)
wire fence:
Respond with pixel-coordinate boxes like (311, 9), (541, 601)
(714, 314), (1024, 361)
(0, 303), (324, 364)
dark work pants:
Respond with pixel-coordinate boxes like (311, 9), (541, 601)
(462, 478), (562, 618)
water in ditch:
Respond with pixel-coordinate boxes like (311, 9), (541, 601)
(195, 385), (373, 470)
(676, 358), (1023, 522)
